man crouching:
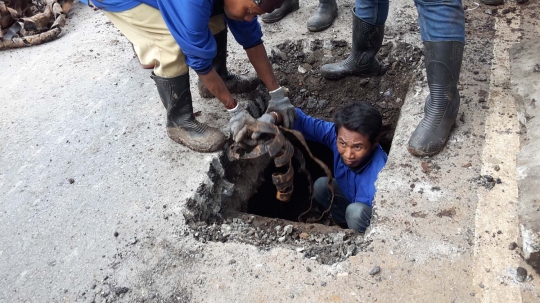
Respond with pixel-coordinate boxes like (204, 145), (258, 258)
(261, 102), (387, 232)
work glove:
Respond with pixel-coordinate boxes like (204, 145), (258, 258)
(228, 104), (256, 143)
(266, 87), (296, 129)
(257, 113), (275, 125)
(251, 113), (276, 140)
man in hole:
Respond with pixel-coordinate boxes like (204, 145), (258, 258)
(261, 102), (387, 232)
(80, 0), (296, 152)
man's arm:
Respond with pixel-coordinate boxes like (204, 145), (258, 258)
(245, 44), (279, 91)
(293, 108), (336, 147)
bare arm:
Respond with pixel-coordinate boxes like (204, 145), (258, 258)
(197, 69), (237, 109)
(245, 43), (279, 91)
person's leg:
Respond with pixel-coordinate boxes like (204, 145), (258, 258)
(103, 5), (226, 152)
(198, 15), (260, 98)
(407, 0), (465, 157)
(306, 0), (338, 33)
(319, 0), (389, 80)
(355, 0), (389, 26)
(261, 0), (299, 24)
(345, 202), (373, 233)
(313, 177), (350, 225)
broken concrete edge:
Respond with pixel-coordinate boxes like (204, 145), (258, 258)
(521, 226), (540, 273)
(183, 150), (231, 224)
(365, 65), (426, 241)
(510, 38), (540, 273)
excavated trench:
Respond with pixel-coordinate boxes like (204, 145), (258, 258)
(187, 39), (423, 264)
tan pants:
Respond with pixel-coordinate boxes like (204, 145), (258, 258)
(103, 4), (226, 78)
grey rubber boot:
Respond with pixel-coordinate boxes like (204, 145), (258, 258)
(306, 0), (338, 32)
(198, 29), (260, 98)
(261, 0), (299, 23)
(152, 73), (226, 153)
(320, 9), (385, 80)
(407, 41), (464, 157)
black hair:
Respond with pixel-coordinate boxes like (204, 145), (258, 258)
(334, 102), (382, 144)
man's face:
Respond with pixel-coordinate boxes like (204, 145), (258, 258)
(224, 0), (266, 22)
(336, 127), (376, 168)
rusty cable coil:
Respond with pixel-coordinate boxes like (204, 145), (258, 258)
(228, 121), (335, 223)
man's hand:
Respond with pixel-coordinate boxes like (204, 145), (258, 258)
(267, 87), (296, 129)
(228, 104), (256, 142)
(250, 113), (275, 140)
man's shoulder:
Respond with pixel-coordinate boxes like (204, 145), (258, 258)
(371, 145), (388, 171)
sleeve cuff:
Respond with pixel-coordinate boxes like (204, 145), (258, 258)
(195, 64), (213, 75)
(243, 40), (264, 50)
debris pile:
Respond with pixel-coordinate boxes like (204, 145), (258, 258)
(189, 217), (371, 264)
(0, 0), (73, 50)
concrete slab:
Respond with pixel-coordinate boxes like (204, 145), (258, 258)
(1, 1), (539, 302)
(510, 31), (540, 274)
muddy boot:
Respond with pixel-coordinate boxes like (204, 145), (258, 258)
(320, 9), (384, 80)
(407, 41), (464, 157)
(198, 29), (260, 98)
(152, 72), (226, 152)
(261, 0), (300, 23)
(306, 0), (338, 32)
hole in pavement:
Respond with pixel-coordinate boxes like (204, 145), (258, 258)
(188, 39), (422, 264)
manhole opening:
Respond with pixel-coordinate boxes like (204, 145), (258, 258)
(236, 38), (422, 222)
(188, 39), (422, 264)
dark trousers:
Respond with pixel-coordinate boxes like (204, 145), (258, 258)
(313, 177), (373, 233)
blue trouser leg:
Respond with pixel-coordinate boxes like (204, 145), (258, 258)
(345, 202), (373, 233)
(354, 0), (465, 42)
(355, 0), (389, 26)
(314, 177), (373, 232)
(414, 0), (465, 42)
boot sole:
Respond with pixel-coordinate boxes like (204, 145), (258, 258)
(306, 10), (338, 32)
(261, 4), (300, 23)
(167, 128), (226, 153)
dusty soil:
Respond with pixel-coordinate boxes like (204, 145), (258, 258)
(269, 38), (423, 152)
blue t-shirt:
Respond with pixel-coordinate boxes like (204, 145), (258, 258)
(80, 0), (263, 74)
(293, 108), (387, 207)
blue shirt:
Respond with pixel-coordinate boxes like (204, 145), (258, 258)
(293, 108), (387, 207)
(81, 0), (263, 74)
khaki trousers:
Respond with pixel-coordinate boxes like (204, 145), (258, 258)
(103, 4), (226, 78)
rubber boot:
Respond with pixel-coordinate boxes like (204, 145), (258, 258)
(407, 41), (464, 157)
(261, 0), (299, 23)
(198, 29), (260, 98)
(306, 0), (338, 32)
(152, 73), (227, 152)
(320, 9), (384, 80)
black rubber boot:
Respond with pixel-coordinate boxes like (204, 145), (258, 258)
(407, 41), (464, 157)
(320, 9), (385, 80)
(198, 29), (260, 98)
(306, 0), (338, 32)
(261, 0), (299, 23)
(152, 73), (226, 152)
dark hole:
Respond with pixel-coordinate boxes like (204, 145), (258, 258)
(246, 134), (334, 222)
